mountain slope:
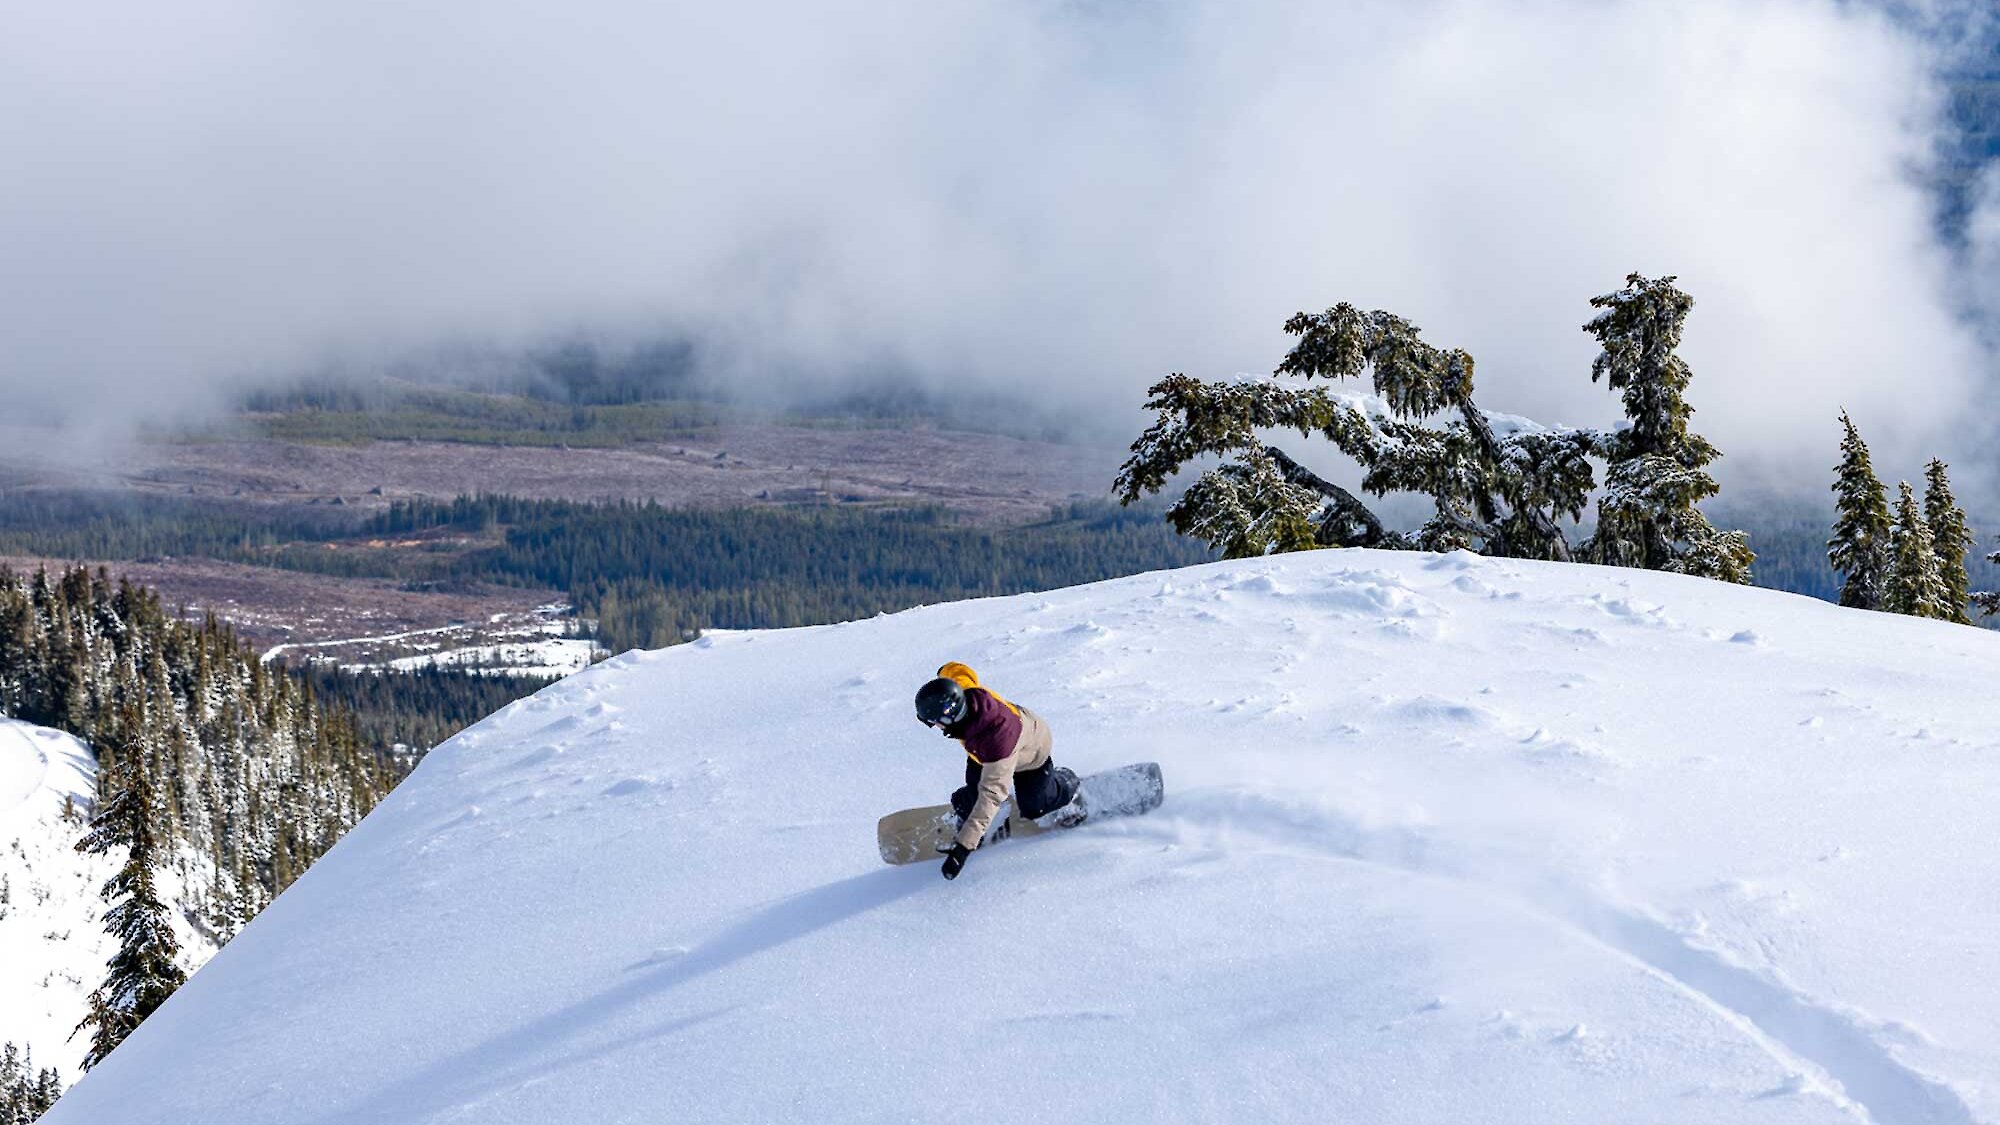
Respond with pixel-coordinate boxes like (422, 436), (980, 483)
(43, 550), (2000, 1124)
(0, 721), (216, 1081)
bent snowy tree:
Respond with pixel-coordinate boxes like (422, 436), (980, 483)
(1115, 274), (1752, 582)
(1114, 306), (1596, 560)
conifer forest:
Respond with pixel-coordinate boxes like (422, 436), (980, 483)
(0, 566), (401, 931)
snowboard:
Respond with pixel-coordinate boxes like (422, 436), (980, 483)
(876, 761), (1164, 866)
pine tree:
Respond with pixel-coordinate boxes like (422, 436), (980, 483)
(1827, 411), (1893, 610)
(1580, 274), (1752, 582)
(0, 1041), (60, 1123)
(1882, 481), (1951, 619)
(1115, 304), (1598, 561)
(1976, 534), (2000, 618)
(0, 1043), (20, 1124)
(1921, 459), (1973, 625)
(74, 735), (187, 1070)
(0, 565), (400, 938)
(33, 1069), (61, 1120)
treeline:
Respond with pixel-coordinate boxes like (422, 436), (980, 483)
(364, 494), (558, 536)
(1708, 511), (2000, 608)
(232, 347), (1090, 445)
(0, 491), (454, 583)
(241, 340), (706, 412)
(0, 493), (360, 566)
(0, 1043), (59, 1124)
(483, 500), (1204, 599)
(253, 389), (722, 448)
(1938, 51), (2000, 239)
(1, 489), (1217, 656)
(230, 346), (722, 446)
(1828, 415), (1993, 625)
(371, 496), (1216, 650)
(0, 566), (402, 935)
(300, 664), (555, 757)
(0, 490), (549, 755)
(16, 485), (1994, 621)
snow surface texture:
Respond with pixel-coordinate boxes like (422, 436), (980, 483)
(45, 551), (2000, 1124)
(0, 721), (215, 1080)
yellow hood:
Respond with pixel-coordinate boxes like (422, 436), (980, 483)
(936, 662), (981, 690)
(936, 661), (1019, 716)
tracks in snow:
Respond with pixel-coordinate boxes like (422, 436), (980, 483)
(1155, 789), (1980, 1125)
(0, 722), (54, 816)
(1586, 906), (1975, 1125)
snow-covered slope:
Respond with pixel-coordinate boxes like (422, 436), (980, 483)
(0, 721), (216, 1081)
(43, 551), (2000, 1124)
(0, 721), (100, 1074)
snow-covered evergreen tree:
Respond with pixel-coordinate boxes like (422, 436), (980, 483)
(1580, 274), (1752, 583)
(1883, 481), (1951, 620)
(1827, 411), (1892, 610)
(1921, 459), (1973, 625)
(1116, 306), (1597, 560)
(0, 1042), (62, 1123)
(1116, 276), (1757, 581)
(0, 565), (398, 937)
(73, 733), (188, 1071)
(1975, 543), (2000, 617)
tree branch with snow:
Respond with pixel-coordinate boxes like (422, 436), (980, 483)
(1118, 276), (1752, 579)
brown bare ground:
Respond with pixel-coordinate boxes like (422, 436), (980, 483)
(0, 554), (561, 659)
(3, 424), (1126, 525)
(0, 422), (1138, 664)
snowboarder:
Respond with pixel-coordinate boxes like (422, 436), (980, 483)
(913, 662), (1079, 880)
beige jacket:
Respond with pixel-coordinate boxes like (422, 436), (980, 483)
(955, 705), (1053, 851)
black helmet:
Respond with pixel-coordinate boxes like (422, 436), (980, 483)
(915, 677), (968, 728)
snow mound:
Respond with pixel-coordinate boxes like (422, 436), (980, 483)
(43, 551), (2000, 1124)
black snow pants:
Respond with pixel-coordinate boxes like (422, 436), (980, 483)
(951, 758), (1078, 823)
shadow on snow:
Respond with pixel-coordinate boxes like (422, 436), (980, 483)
(310, 865), (930, 1124)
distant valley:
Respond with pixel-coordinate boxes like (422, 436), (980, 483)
(0, 385), (1144, 672)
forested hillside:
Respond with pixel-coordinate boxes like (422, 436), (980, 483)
(0, 567), (400, 934)
(370, 496), (1216, 650)
(299, 665), (555, 762)
(0, 492), (1217, 653)
(1713, 508), (2000, 608)
(1938, 22), (2000, 240)
(231, 343), (1088, 447)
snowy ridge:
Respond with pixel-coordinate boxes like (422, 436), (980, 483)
(43, 550), (2000, 1124)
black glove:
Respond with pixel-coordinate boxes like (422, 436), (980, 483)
(940, 843), (971, 880)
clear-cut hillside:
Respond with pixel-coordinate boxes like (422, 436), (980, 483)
(42, 550), (2000, 1124)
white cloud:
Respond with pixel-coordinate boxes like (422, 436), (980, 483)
(0, 0), (1988, 493)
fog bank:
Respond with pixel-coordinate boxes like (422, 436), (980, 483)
(1, 0), (1993, 494)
